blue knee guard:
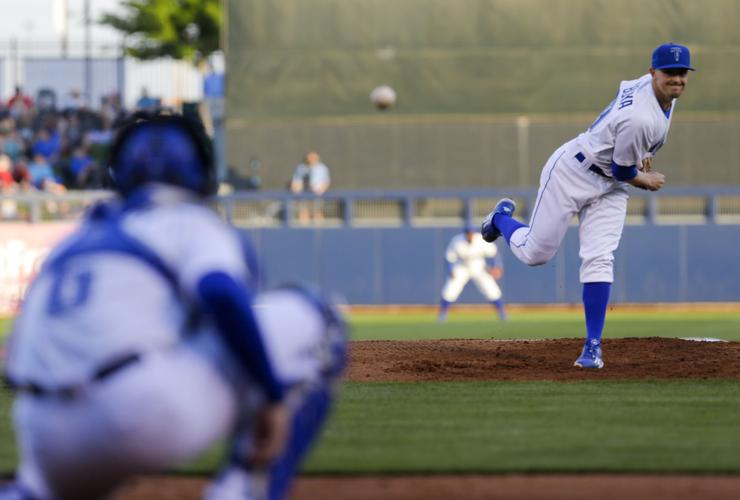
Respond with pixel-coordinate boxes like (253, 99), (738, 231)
(267, 383), (334, 500)
(267, 284), (347, 500)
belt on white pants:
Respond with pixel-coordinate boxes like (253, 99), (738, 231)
(575, 152), (611, 179)
(3, 352), (142, 400)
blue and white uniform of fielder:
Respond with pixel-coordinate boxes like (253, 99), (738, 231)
(438, 225), (506, 322)
(1, 114), (346, 500)
(481, 43), (694, 368)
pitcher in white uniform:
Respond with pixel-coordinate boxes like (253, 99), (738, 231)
(481, 43), (694, 369)
(438, 224), (507, 322)
(1, 112), (347, 500)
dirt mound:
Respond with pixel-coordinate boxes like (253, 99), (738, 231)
(347, 337), (740, 382)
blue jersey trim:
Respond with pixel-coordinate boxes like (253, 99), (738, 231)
(46, 208), (179, 294)
(651, 90), (672, 120)
(198, 272), (285, 402)
(610, 161), (638, 181)
(512, 149), (566, 249)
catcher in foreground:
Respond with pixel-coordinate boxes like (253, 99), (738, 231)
(2, 113), (347, 500)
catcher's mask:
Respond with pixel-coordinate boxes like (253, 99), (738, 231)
(108, 112), (216, 197)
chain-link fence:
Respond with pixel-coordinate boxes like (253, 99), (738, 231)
(0, 38), (202, 111)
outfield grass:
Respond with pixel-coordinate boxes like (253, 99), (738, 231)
(0, 318), (11, 341)
(348, 310), (740, 341)
(3, 310), (740, 343)
(1, 311), (740, 475)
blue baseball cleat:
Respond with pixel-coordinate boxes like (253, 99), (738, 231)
(481, 198), (517, 243)
(574, 339), (604, 369)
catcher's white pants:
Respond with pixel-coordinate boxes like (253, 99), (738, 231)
(508, 140), (629, 283)
(13, 290), (333, 500)
(441, 264), (502, 302)
(13, 346), (237, 500)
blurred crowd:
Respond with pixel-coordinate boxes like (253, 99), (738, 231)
(0, 86), (139, 218)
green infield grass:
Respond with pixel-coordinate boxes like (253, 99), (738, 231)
(3, 379), (739, 475)
(304, 380), (740, 473)
(348, 309), (740, 341)
(2, 310), (740, 475)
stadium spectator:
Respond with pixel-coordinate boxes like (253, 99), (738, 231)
(69, 144), (105, 189)
(290, 151), (331, 223)
(12, 158), (32, 189)
(61, 112), (85, 148)
(68, 145), (93, 179)
(61, 88), (85, 113)
(0, 154), (14, 187)
(136, 86), (160, 111)
(0, 153), (19, 218)
(6, 86), (34, 120)
(28, 153), (64, 192)
(0, 128), (23, 161)
(32, 128), (62, 162)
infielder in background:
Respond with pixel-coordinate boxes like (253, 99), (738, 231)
(1, 112), (347, 500)
(438, 224), (507, 322)
(481, 43), (693, 369)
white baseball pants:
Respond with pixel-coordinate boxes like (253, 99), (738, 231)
(508, 140), (629, 283)
(441, 264), (502, 302)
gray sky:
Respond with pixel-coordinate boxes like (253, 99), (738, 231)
(0, 0), (124, 44)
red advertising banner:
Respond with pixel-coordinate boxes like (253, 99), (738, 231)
(0, 222), (78, 316)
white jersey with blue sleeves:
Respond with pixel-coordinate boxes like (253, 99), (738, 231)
(441, 232), (503, 304)
(576, 73), (675, 175)
(6, 189), (248, 388)
(446, 233), (498, 273)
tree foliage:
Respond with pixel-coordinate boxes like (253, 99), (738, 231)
(100, 0), (221, 61)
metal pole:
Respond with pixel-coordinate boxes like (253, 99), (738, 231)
(61, 0), (69, 58)
(10, 37), (19, 89)
(84, 0), (92, 107)
(117, 40), (126, 109)
(516, 115), (530, 187)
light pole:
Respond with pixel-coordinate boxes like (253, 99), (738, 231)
(84, 0), (92, 107)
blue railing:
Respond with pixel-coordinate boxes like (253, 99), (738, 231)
(218, 185), (740, 227)
(2, 186), (740, 226)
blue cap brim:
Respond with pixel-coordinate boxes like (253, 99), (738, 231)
(655, 64), (695, 71)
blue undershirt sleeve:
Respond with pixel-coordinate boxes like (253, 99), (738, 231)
(197, 271), (284, 402)
(610, 161), (638, 181)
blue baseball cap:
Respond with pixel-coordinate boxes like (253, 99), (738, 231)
(652, 43), (695, 71)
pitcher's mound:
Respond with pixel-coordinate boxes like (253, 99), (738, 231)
(347, 337), (740, 382)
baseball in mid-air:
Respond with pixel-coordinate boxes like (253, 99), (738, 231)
(370, 85), (397, 110)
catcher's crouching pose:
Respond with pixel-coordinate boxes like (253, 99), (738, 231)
(1, 112), (347, 500)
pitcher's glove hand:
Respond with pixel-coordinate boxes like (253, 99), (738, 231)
(640, 157), (653, 172)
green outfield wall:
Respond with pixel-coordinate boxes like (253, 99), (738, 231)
(225, 0), (740, 188)
(227, 113), (740, 189)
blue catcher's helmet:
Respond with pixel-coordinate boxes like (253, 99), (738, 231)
(108, 112), (216, 197)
